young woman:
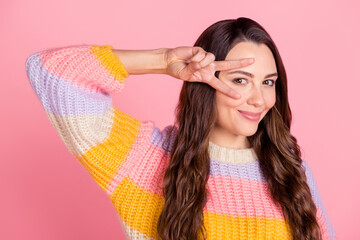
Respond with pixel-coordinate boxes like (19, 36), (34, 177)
(25, 17), (335, 240)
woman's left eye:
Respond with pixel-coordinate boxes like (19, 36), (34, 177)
(264, 79), (275, 86)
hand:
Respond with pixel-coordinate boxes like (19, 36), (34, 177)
(164, 46), (254, 99)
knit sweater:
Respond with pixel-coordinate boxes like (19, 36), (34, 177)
(25, 44), (335, 240)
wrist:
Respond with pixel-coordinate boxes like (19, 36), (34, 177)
(154, 48), (169, 74)
(111, 48), (169, 75)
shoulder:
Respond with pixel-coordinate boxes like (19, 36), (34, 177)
(301, 159), (314, 180)
(300, 159), (320, 193)
(148, 123), (177, 153)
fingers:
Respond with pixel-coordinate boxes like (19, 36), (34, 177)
(181, 48), (214, 80)
(206, 76), (242, 99)
(199, 52), (216, 67)
(179, 61), (201, 80)
(189, 48), (216, 66)
(214, 58), (255, 71)
(167, 46), (204, 63)
(190, 47), (207, 62)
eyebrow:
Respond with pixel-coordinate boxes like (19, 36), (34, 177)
(228, 70), (278, 78)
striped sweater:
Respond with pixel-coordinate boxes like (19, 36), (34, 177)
(25, 44), (335, 240)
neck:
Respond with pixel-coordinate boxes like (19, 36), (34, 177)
(209, 126), (251, 149)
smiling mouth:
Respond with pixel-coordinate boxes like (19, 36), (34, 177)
(238, 110), (261, 121)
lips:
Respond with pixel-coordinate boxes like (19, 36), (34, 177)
(238, 110), (261, 121)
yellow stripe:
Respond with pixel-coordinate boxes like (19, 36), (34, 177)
(203, 212), (292, 240)
(110, 177), (164, 239)
(76, 108), (141, 192)
(90, 44), (129, 82)
(110, 177), (292, 240)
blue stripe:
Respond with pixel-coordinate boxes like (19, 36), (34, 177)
(26, 53), (111, 116)
(209, 159), (266, 182)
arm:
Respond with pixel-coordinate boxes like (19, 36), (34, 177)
(302, 160), (336, 240)
(112, 46), (254, 99)
(25, 44), (174, 195)
(25, 43), (255, 198)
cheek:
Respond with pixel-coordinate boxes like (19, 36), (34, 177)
(263, 91), (276, 108)
(215, 93), (239, 123)
(216, 92), (230, 108)
(216, 91), (244, 108)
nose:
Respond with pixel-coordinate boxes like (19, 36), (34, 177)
(247, 85), (265, 107)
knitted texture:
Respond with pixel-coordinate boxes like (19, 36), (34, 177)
(25, 44), (335, 240)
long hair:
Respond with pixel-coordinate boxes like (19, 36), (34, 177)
(157, 17), (322, 240)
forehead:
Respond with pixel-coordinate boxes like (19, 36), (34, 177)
(225, 41), (277, 73)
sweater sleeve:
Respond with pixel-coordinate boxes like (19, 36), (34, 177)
(25, 44), (175, 198)
(302, 160), (336, 240)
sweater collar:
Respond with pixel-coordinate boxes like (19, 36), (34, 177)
(208, 141), (258, 164)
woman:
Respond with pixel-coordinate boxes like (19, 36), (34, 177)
(25, 17), (335, 239)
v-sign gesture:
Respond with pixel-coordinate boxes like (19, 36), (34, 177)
(164, 46), (255, 99)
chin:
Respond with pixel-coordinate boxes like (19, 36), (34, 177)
(243, 132), (258, 137)
(236, 128), (258, 137)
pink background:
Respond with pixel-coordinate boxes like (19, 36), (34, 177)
(1, 0), (358, 239)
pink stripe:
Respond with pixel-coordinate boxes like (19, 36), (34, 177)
(204, 175), (284, 218)
(127, 144), (169, 196)
(40, 45), (124, 93)
(107, 121), (169, 195)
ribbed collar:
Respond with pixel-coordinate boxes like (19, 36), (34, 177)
(208, 141), (258, 164)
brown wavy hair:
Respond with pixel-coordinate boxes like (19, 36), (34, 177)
(157, 17), (322, 240)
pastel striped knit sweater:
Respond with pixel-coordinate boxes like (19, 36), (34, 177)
(25, 44), (335, 240)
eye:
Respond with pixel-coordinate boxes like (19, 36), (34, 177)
(264, 79), (276, 87)
(233, 78), (247, 84)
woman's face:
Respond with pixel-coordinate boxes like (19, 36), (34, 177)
(213, 41), (278, 143)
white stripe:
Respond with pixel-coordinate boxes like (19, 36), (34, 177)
(46, 106), (114, 157)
